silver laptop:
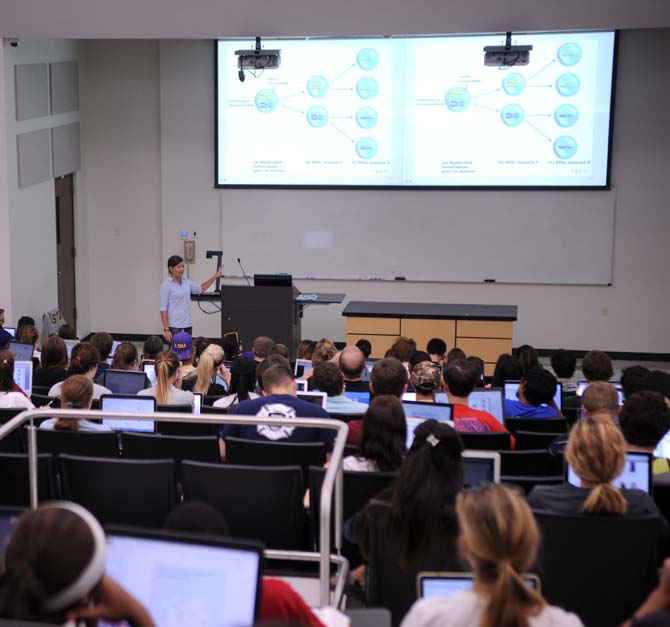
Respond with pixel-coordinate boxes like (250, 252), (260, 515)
(13, 361), (33, 396)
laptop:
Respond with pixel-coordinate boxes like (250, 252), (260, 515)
(406, 417), (426, 449)
(13, 361), (33, 396)
(142, 361), (157, 386)
(103, 369), (148, 395)
(462, 451), (501, 486)
(344, 390), (370, 405)
(504, 380), (563, 414)
(297, 391), (327, 408)
(402, 391), (417, 401)
(193, 392), (202, 415)
(468, 388), (505, 424)
(103, 527), (263, 627)
(64, 339), (79, 360)
(402, 401), (453, 422)
(567, 451), (653, 494)
(0, 506), (25, 551)
(8, 341), (33, 362)
(418, 572), (540, 599)
(362, 359), (377, 383)
(100, 394), (156, 433)
(294, 359), (312, 379)
(295, 379), (308, 392)
(576, 380), (624, 404)
(106, 340), (122, 365)
(3, 327), (15, 338)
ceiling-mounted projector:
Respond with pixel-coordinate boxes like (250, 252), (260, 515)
(484, 32), (532, 67)
(235, 36), (281, 71)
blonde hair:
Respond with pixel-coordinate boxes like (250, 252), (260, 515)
(566, 417), (628, 514)
(457, 484), (545, 627)
(311, 339), (337, 367)
(55, 375), (93, 431)
(192, 344), (224, 395)
(154, 351), (180, 405)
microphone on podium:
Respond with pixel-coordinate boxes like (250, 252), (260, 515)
(238, 257), (252, 287)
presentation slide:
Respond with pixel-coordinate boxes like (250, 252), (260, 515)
(216, 32), (615, 188)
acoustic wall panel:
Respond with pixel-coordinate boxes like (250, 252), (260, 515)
(51, 123), (81, 177)
(49, 61), (79, 114)
(17, 129), (51, 188)
(14, 63), (49, 121)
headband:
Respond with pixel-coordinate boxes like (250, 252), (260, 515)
(41, 501), (107, 613)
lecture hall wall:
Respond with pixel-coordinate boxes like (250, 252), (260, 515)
(1, 0), (669, 352)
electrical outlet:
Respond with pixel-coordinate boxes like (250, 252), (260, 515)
(184, 240), (196, 263)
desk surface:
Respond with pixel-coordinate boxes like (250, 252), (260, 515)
(342, 301), (517, 321)
(193, 292), (345, 304)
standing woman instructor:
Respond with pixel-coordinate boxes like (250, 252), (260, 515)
(159, 255), (223, 342)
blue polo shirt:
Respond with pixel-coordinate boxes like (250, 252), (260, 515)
(159, 277), (202, 328)
(504, 398), (560, 418)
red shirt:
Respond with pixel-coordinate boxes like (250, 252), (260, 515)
(452, 403), (515, 448)
(260, 578), (325, 627)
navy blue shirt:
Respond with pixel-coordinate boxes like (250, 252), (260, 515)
(221, 393), (335, 451)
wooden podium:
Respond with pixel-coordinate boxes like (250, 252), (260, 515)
(343, 301), (518, 375)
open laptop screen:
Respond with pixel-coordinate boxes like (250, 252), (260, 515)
(419, 572), (539, 599)
(295, 379), (308, 392)
(576, 380), (624, 404)
(294, 359), (312, 379)
(13, 361), (32, 396)
(104, 370), (148, 395)
(100, 395), (156, 433)
(8, 341), (33, 362)
(402, 401), (453, 422)
(64, 339), (78, 360)
(462, 451), (501, 487)
(468, 388), (505, 424)
(106, 340), (122, 365)
(142, 362), (157, 386)
(297, 391), (327, 408)
(104, 529), (262, 627)
(344, 390), (370, 405)
(567, 451), (652, 494)
(504, 381), (563, 412)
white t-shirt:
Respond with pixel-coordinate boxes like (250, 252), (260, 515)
(39, 417), (111, 432)
(343, 456), (379, 472)
(138, 384), (194, 407)
(0, 391), (35, 410)
(401, 590), (584, 627)
(49, 380), (111, 400)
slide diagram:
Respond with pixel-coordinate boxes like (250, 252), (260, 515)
(217, 32), (614, 186)
(218, 40), (397, 185)
(405, 33), (613, 185)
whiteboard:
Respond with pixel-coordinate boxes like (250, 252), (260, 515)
(219, 188), (615, 284)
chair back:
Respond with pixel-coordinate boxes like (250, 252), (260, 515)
(515, 431), (564, 450)
(499, 449), (559, 476)
(308, 466), (397, 556)
(201, 404), (228, 415)
(533, 510), (661, 627)
(0, 453), (58, 506)
(30, 393), (53, 407)
(226, 437), (326, 489)
(156, 414), (219, 436)
(500, 475), (565, 495)
(181, 461), (306, 550)
(504, 417), (568, 435)
(329, 412), (366, 423)
(0, 409), (26, 453)
(59, 454), (177, 526)
(36, 429), (120, 458)
(366, 504), (463, 626)
(121, 432), (220, 464)
(459, 431), (510, 451)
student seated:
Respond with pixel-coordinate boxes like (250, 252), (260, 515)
(426, 337), (447, 364)
(213, 356), (259, 409)
(551, 348), (578, 394)
(33, 335), (69, 388)
(342, 395), (407, 472)
(504, 367), (560, 418)
(40, 375), (111, 432)
(410, 361), (441, 403)
(219, 363), (333, 461)
(142, 334), (164, 361)
(181, 343), (230, 396)
(110, 341), (139, 371)
(0, 349), (34, 410)
(491, 353), (522, 388)
(137, 350), (194, 407)
(313, 361), (367, 415)
(340, 345), (370, 393)
(619, 391), (670, 475)
(401, 484), (584, 627)
(90, 331), (114, 380)
(48, 342), (112, 400)
(0, 502), (154, 625)
(528, 417), (667, 541)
